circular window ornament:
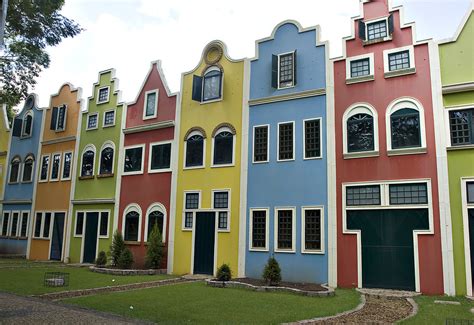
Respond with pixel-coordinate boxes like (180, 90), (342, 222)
(24, 96), (35, 110)
(204, 45), (223, 65)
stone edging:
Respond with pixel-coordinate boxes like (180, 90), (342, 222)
(206, 279), (335, 297)
(89, 265), (167, 275)
(399, 297), (419, 322)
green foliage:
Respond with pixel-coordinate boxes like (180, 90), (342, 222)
(117, 248), (134, 269)
(110, 231), (125, 267)
(145, 223), (163, 269)
(0, 0), (83, 114)
(262, 256), (281, 286)
(95, 251), (107, 267)
(216, 263), (232, 281)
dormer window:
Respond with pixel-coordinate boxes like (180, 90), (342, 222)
(97, 86), (110, 104)
(51, 105), (67, 132)
(192, 67), (223, 103)
(359, 15), (394, 44)
(351, 59), (370, 78)
(143, 89), (158, 119)
(272, 51), (297, 89)
(367, 20), (387, 40)
(21, 112), (33, 138)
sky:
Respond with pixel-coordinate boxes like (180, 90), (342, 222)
(28, 0), (472, 109)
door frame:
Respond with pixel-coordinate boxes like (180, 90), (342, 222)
(461, 177), (474, 296)
(190, 209), (218, 276)
(47, 211), (67, 261)
(342, 179), (434, 292)
(78, 209), (110, 264)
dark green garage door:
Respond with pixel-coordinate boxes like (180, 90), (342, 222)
(347, 209), (429, 291)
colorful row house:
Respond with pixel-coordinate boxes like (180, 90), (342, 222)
(28, 83), (82, 261)
(245, 21), (335, 285)
(439, 6), (474, 296)
(0, 105), (10, 220)
(118, 61), (177, 268)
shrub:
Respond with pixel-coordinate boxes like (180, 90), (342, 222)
(110, 230), (125, 266)
(117, 247), (134, 269)
(216, 263), (232, 281)
(262, 256), (281, 286)
(95, 251), (107, 267)
(145, 223), (163, 269)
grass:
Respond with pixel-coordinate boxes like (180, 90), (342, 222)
(65, 282), (361, 324)
(400, 295), (474, 324)
(0, 262), (174, 296)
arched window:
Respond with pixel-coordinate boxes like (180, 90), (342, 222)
(81, 145), (95, 177)
(22, 111), (33, 137)
(343, 104), (379, 157)
(185, 131), (205, 168)
(99, 142), (115, 175)
(213, 126), (235, 166)
(145, 203), (166, 242)
(202, 67), (222, 102)
(22, 154), (35, 182)
(123, 204), (141, 242)
(9, 156), (21, 183)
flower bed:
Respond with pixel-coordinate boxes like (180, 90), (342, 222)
(89, 265), (166, 276)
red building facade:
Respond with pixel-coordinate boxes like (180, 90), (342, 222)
(118, 61), (177, 268)
(334, 0), (446, 294)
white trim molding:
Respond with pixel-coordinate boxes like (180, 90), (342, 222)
(383, 45), (416, 78)
(301, 206), (325, 254)
(273, 207), (296, 253)
(249, 208), (270, 252)
(345, 53), (375, 85)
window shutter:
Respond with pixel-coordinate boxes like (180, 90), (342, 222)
(192, 75), (203, 102)
(293, 50), (297, 86)
(12, 118), (22, 137)
(388, 14), (394, 35)
(358, 20), (366, 40)
(50, 106), (58, 130)
(271, 54), (278, 88)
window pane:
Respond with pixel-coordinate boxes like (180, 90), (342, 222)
(184, 212), (193, 228)
(346, 185), (381, 206)
(213, 192), (228, 209)
(449, 110), (472, 146)
(10, 161), (20, 183)
(305, 119), (321, 158)
(185, 135), (204, 167)
(124, 147), (143, 173)
(51, 154), (61, 180)
(185, 193), (199, 209)
(203, 71), (221, 101)
(148, 211), (164, 239)
(20, 213), (28, 237)
(350, 58), (370, 78)
(305, 209), (321, 251)
(10, 213), (19, 237)
(34, 213), (41, 237)
(277, 210), (293, 249)
(367, 20), (387, 40)
(218, 212), (228, 229)
(253, 126), (268, 162)
(252, 210), (266, 248)
(22, 159), (33, 182)
(468, 183), (474, 204)
(389, 51), (410, 71)
(75, 213), (84, 235)
(57, 106), (66, 130)
(62, 153), (72, 179)
(100, 147), (114, 174)
(88, 114), (98, 129)
(40, 156), (49, 180)
(391, 108), (421, 149)
(279, 123), (293, 160)
(151, 143), (171, 170)
(279, 53), (294, 88)
(104, 111), (115, 126)
(389, 183), (428, 205)
(98, 88), (109, 102)
(347, 114), (374, 153)
(43, 213), (51, 238)
(124, 211), (139, 241)
(213, 132), (233, 165)
(81, 151), (94, 177)
(145, 92), (157, 117)
(23, 115), (33, 136)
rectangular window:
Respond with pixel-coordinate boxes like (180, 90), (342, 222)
(388, 50), (410, 71)
(276, 209), (294, 251)
(346, 185), (381, 206)
(10, 212), (19, 237)
(40, 155), (50, 181)
(20, 212), (28, 237)
(99, 212), (109, 237)
(467, 182), (474, 204)
(184, 212), (193, 229)
(87, 113), (98, 130)
(389, 183), (428, 205)
(449, 109), (474, 146)
(279, 52), (295, 88)
(50, 153), (61, 181)
(367, 20), (387, 40)
(43, 213), (51, 238)
(103, 110), (115, 127)
(98, 87), (109, 103)
(251, 210), (267, 250)
(218, 212), (228, 230)
(34, 213), (42, 238)
(350, 58), (370, 78)
(52, 105), (68, 131)
(1, 212), (9, 236)
(278, 122), (294, 161)
(144, 91), (158, 118)
(75, 212), (84, 236)
(150, 143), (171, 171)
(253, 126), (268, 163)
(214, 191), (229, 230)
(303, 209), (322, 252)
(304, 119), (321, 159)
(62, 152), (72, 180)
(123, 146), (144, 174)
(184, 192), (199, 229)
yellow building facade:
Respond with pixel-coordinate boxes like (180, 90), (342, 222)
(0, 105), (10, 203)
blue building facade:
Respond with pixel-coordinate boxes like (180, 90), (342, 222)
(1, 94), (44, 255)
(245, 21), (332, 284)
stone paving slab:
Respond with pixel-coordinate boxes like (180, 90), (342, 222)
(357, 288), (421, 298)
(0, 291), (151, 324)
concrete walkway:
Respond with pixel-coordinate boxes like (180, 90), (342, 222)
(0, 292), (150, 324)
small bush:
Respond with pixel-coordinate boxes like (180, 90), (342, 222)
(216, 263), (232, 281)
(110, 230), (126, 266)
(117, 247), (134, 269)
(262, 256), (281, 286)
(95, 251), (107, 267)
(145, 223), (163, 269)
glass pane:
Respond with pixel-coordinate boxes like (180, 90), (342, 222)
(389, 51), (410, 71)
(104, 111), (115, 125)
(277, 210), (293, 249)
(218, 212), (228, 229)
(76, 213), (84, 235)
(213, 192), (228, 209)
(305, 210), (321, 250)
(305, 119), (321, 158)
(449, 110), (472, 146)
(100, 212), (108, 236)
(43, 213), (51, 238)
(351, 58), (370, 78)
(34, 213), (41, 237)
(346, 185), (381, 206)
(10, 213), (18, 237)
(40, 156), (49, 180)
(124, 147), (143, 173)
(185, 193), (199, 209)
(57, 106), (66, 130)
(124, 211), (139, 241)
(347, 114), (374, 153)
(279, 123), (293, 160)
(148, 211), (164, 239)
(88, 114), (97, 129)
(2, 213), (10, 236)
(10, 161), (20, 183)
(98, 88), (109, 102)
(100, 147), (114, 174)
(82, 151), (94, 177)
(367, 20), (387, 40)
(21, 213), (28, 237)
(185, 212), (193, 228)
(203, 71), (221, 101)
(213, 132), (233, 165)
(151, 143), (171, 170)
(468, 183), (474, 204)
(389, 183), (428, 205)
(252, 210), (266, 248)
(279, 53), (294, 88)
(185, 135), (204, 167)
(22, 160), (33, 182)
(145, 92), (157, 117)
(254, 126), (268, 162)
(51, 154), (61, 180)
(391, 109), (421, 149)
(63, 153), (72, 178)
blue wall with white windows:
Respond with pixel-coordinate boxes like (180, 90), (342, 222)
(246, 21), (329, 283)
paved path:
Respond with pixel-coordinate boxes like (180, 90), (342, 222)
(0, 292), (150, 324)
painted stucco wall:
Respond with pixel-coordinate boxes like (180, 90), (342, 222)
(246, 22), (329, 283)
(0, 105), (10, 202)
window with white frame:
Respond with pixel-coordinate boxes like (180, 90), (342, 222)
(253, 125), (269, 163)
(81, 146), (95, 177)
(467, 182), (474, 204)
(9, 212), (20, 237)
(97, 87), (110, 103)
(359, 15), (393, 43)
(21, 111), (33, 138)
(75, 212), (84, 236)
(124, 206), (140, 242)
(449, 108), (474, 146)
(302, 208), (323, 253)
(344, 105), (378, 155)
(34, 212), (52, 239)
(383, 46), (415, 76)
(150, 142), (171, 171)
(346, 54), (374, 83)
(273, 51), (296, 89)
(123, 145), (144, 174)
(304, 119), (321, 159)
(87, 113), (98, 130)
(185, 131), (205, 168)
(9, 156), (21, 184)
(278, 122), (294, 161)
(213, 128), (234, 166)
(389, 183), (428, 205)
(50, 153), (61, 181)
(275, 208), (295, 252)
(184, 192), (199, 229)
(367, 20), (388, 40)
(62, 152), (73, 180)
(20, 212), (29, 237)
(346, 185), (381, 206)
(213, 191), (230, 230)
(1, 211), (9, 236)
(146, 205), (165, 241)
(192, 67), (223, 102)
(144, 90), (158, 119)
(103, 110), (115, 127)
(99, 212), (109, 237)
(351, 59), (370, 78)
(387, 99), (426, 152)
(51, 105), (67, 132)
(99, 143), (114, 175)
(250, 209), (268, 250)
(39, 155), (50, 182)
(22, 155), (34, 183)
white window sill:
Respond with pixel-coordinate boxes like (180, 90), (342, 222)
(148, 168), (172, 174)
(387, 147), (427, 156)
(303, 156), (323, 161)
(344, 151), (379, 160)
(96, 100), (109, 105)
(277, 158), (295, 163)
(143, 115), (157, 121)
(183, 166), (205, 170)
(181, 228), (192, 232)
(217, 229), (230, 233)
(252, 160), (269, 164)
(54, 129), (66, 133)
(200, 98), (223, 105)
(274, 249), (295, 254)
(21, 180), (33, 184)
(447, 144), (474, 151)
(49, 179), (60, 183)
(73, 234), (83, 238)
(363, 35), (392, 46)
(301, 250), (325, 255)
(99, 235), (109, 239)
(103, 124), (115, 128)
(86, 127), (98, 131)
(38, 179), (48, 183)
(211, 163), (235, 168)
(277, 84), (295, 91)
(384, 68), (416, 79)
(346, 75), (375, 85)
(122, 171), (144, 176)
(249, 248), (269, 252)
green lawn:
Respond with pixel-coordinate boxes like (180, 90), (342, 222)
(0, 264), (173, 296)
(65, 282), (361, 324)
(400, 295), (474, 324)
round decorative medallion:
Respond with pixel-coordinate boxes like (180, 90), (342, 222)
(24, 96), (35, 110)
(205, 45), (223, 65)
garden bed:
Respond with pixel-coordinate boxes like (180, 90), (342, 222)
(206, 278), (334, 297)
(89, 265), (166, 276)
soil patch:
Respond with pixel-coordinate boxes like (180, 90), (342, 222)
(234, 278), (326, 292)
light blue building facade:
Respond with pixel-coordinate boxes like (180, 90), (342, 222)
(1, 94), (44, 255)
(245, 21), (332, 284)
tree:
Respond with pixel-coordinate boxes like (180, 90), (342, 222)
(0, 0), (82, 119)
(145, 223), (163, 269)
(110, 230), (125, 266)
(262, 256), (281, 286)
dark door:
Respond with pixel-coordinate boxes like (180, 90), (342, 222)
(347, 209), (429, 291)
(469, 209), (474, 287)
(193, 212), (215, 275)
(50, 213), (65, 260)
(83, 212), (99, 263)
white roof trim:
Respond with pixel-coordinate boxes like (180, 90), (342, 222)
(438, 3), (473, 44)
